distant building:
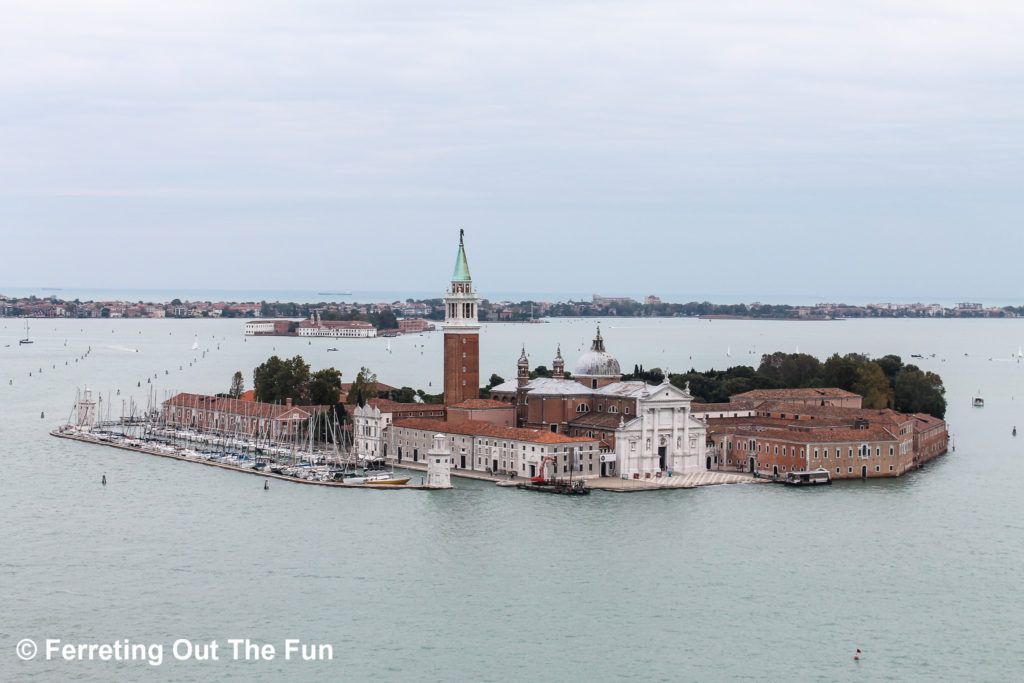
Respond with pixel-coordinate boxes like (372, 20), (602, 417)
(296, 315), (376, 338)
(398, 318), (435, 333)
(644, 295), (662, 306)
(592, 294), (638, 307)
(244, 320), (292, 335)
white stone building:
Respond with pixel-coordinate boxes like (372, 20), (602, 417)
(612, 379), (707, 478)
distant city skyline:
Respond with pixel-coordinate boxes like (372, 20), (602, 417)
(2, 2), (1022, 298)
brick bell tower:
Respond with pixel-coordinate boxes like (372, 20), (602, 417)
(443, 229), (480, 405)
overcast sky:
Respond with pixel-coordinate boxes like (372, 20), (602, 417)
(2, 1), (1022, 301)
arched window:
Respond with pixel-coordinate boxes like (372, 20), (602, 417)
(609, 405), (618, 413)
(576, 403), (589, 413)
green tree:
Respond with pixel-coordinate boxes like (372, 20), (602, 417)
(346, 366), (378, 406)
(253, 355), (311, 404)
(308, 368), (343, 406)
(758, 352), (822, 387)
(488, 374), (505, 388)
(873, 354), (903, 382)
(820, 353), (863, 391)
(229, 371), (245, 399)
(894, 368), (947, 418)
(393, 386), (417, 403)
(853, 362), (893, 409)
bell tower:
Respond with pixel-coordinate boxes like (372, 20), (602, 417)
(443, 230), (480, 405)
(517, 346), (530, 388)
(552, 345), (564, 379)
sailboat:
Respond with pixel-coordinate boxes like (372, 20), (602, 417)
(1016, 346), (1023, 359)
(19, 320), (32, 345)
(191, 335), (199, 351)
(726, 345), (731, 357)
(385, 340), (392, 354)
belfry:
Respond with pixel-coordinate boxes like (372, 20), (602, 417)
(443, 230), (480, 405)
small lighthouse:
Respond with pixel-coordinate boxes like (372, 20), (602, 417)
(426, 433), (453, 488)
(77, 387), (97, 428)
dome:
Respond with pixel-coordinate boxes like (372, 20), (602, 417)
(574, 350), (621, 377)
(573, 326), (621, 377)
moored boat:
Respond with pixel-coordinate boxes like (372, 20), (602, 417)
(784, 468), (832, 486)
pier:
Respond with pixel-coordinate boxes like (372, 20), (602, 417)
(50, 428), (449, 490)
(393, 458), (761, 491)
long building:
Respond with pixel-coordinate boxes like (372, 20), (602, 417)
(703, 391), (947, 479)
(161, 393), (330, 440)
(388, 417), (602, 479)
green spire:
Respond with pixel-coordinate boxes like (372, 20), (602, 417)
(451, 229), (472, 282)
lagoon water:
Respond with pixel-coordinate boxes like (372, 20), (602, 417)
(2, 316), (1023, 681)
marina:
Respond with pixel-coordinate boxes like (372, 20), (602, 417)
(50, 427), (440, 489)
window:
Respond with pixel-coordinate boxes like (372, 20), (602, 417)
(597, 405), (603, 412)
(625, 407), (630, 414)
(609, 406), (618, 413)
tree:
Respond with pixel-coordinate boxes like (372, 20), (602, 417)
(853, 362), (893, 409)
(229, 371), (245, 399)
(894, 368), (947, 418)
(820, 353), (862, 391)
(308, 368), (343, 406)
(873, 354), (903, 382)
(488, 374), (505, 389)
(346, 366), (378, 406)
(758, 352), (822, 387)
(253, 355), (311, 404)
(393, 386), (417, 403)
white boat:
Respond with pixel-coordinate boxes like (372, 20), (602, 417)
(973, 393), (984, 407)
(19, 320), (32, 345)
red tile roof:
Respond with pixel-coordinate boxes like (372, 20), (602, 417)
(732, 388), (861, 400)
(448, 399), (513, 410)
(163, 393), (329, 419)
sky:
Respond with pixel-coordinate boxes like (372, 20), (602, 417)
(1, 1), (1022, 302)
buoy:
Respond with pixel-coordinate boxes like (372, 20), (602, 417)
(40, 411), (44, 419)
(264, 480), (269, 490)
(102, 474), (107, 486)
(854, 648), (861, 661)
(1014, 426), (1017, 437)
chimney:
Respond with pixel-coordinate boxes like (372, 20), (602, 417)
(286, 398), (293, 408)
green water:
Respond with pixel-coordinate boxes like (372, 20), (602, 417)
(2, 317), (1023, 681)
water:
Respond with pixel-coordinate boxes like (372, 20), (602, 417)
(2, 317), (1023, 681)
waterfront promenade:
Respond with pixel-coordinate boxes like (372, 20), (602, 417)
(393, 457), (760, 491)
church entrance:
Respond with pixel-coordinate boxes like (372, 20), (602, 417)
(601, 461), (607, 477)
(492, 459), (498, 473)
(861, 465), (867, 478)
(658, 446), (666, 471)
(706, 456), (711, 470)
(749, 457), (755, 473)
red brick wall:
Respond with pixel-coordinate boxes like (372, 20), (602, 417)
(444, 332), (479, 405)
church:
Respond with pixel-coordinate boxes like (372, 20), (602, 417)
(361, 230), (708, 480)
(490, 328), (708, 478)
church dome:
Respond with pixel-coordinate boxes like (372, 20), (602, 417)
(573, 326), (621, 377)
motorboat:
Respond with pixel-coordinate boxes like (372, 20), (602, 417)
(784, 468), (832, 486)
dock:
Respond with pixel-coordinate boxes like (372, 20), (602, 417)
(393, 458), (761, 491)
(51, 429), (450, 490)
